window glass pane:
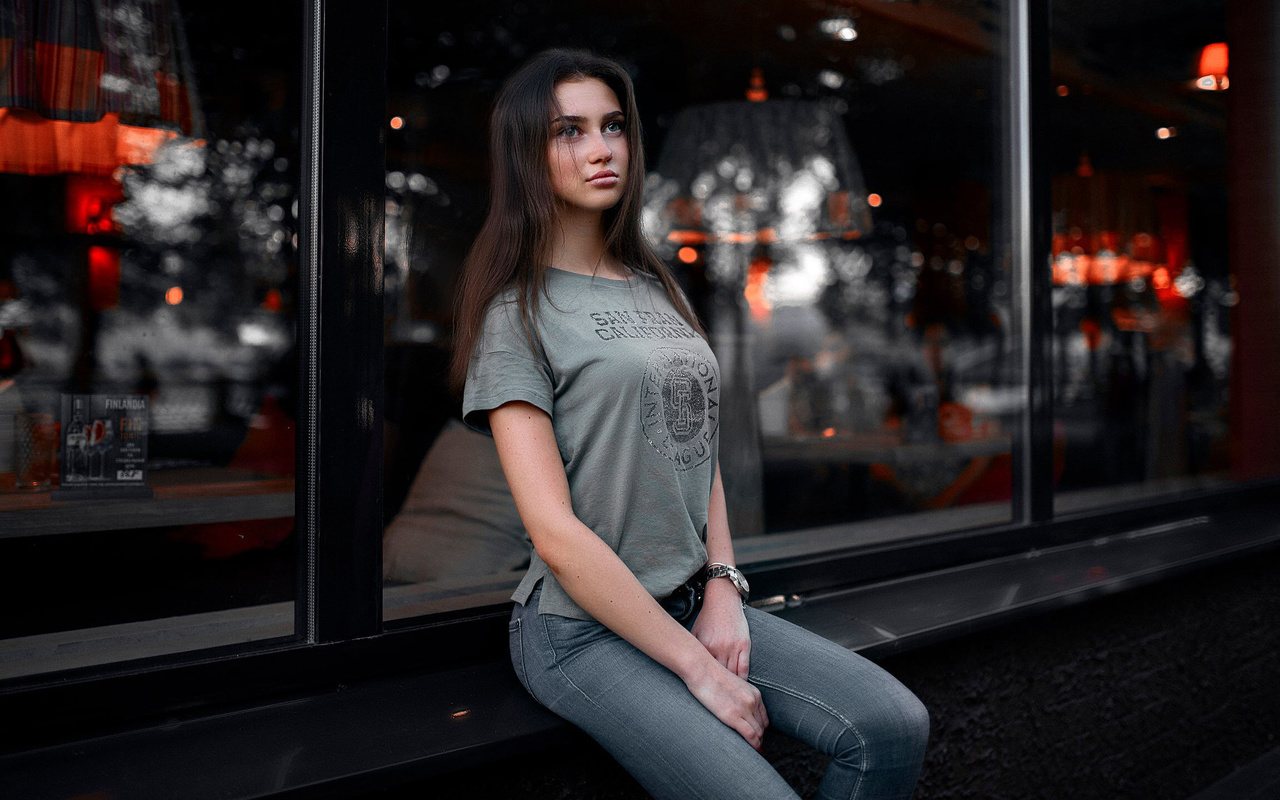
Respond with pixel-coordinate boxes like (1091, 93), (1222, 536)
(382, 0), (1017, 621)
(1050, 0), (1280, 512)
(0, 0), (302, 678)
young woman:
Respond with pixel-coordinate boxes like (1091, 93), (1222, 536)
(453, 48), (929, 800)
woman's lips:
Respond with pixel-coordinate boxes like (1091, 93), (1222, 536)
(588, 170), (619, 186)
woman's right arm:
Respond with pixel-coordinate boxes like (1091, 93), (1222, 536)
(489, 400), (770, 750)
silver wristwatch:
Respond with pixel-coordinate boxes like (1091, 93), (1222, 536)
(704, 562), (750, 603)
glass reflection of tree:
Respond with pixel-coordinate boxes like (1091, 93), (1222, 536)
(112, 135), (295, 339)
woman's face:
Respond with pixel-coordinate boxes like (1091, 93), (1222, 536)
(546, 78), (629, 216)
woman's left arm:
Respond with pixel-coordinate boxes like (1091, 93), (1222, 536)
(692, 462), (753, 679)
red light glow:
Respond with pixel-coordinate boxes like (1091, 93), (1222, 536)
(389, 116), (405, 130)
(677, 246), (698, 264)
(867, 193), (882, 208)
(88, 245), (121, 311)
(262, 288), (283, 313)
(165, 286), (184, 305)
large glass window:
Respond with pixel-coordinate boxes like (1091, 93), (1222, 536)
(380, 0), (1019, 621)
(0, 0), (302, 678)
(1049, 0), (1280, 512)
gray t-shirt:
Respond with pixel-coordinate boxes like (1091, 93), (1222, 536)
(462, 267), (720, 620)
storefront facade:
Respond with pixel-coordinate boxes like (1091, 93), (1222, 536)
(2, 0), (1279, 796)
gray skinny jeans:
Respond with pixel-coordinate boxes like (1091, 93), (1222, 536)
(509, 583), (929, 799)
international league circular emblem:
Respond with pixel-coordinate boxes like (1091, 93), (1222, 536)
(641, 348), (719, 470)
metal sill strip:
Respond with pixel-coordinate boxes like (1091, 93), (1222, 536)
(3, 507), (1278, 800)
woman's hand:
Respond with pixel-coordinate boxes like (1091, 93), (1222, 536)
(680, 657), (770, 752)
(692, 576), (752, 678)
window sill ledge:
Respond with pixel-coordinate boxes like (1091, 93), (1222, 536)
(3, 505), (1278, 800)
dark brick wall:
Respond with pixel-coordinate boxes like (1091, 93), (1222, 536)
(378, 547), (1280, 799)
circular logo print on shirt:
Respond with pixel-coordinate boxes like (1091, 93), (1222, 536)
(641, 347), (720, 470)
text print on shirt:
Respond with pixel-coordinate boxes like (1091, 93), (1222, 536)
(590, 309), (701, 341)
(640, 347), (720, 470)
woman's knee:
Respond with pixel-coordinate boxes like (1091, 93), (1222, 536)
(898, 688), (930, 752)
(831, 686), (929, 776)
(848, 680), (930, 759)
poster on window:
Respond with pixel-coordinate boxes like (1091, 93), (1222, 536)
(56, 394), (152, 498)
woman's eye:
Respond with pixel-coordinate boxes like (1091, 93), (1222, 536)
(605, 120), (624, 134)
(557, 125), (582, 138)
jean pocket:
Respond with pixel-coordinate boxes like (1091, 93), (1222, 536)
(539, 613), (610, 663)
(509, 616), (534, 697)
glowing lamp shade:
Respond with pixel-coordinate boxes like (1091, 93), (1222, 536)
(652, 99), (872, 246)
(0, 0), (203, 175)
(1196, 42), (1229, 91)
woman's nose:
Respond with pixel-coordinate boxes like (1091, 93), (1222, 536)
(586, 133), (612, 162)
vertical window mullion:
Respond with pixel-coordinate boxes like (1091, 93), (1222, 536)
(1011, 0), (1055, 524)
(305, 0), (388, 642)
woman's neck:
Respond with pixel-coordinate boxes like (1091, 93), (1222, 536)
(546, 207), (628, 279)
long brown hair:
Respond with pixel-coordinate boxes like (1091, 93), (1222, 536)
(449, 48), (705, 393)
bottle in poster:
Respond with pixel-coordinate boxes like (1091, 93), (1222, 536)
(55, 394), (152, 500)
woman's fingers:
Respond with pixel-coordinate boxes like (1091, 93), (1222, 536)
(730, 711), (763, 751)
(685, 663), (769, 751)
(744, 678), (769, 736)
(734, 642), (751, 680)
(754, 687), (770, 733)
(730, 676), (769, 751)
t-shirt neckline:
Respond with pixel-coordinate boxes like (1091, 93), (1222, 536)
(546, 265), (640, 287)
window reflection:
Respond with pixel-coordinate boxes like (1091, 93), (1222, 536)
(0, 0), (301, 677)
(382, 0), (1016, 620)
(1048, 0), (1270, 511)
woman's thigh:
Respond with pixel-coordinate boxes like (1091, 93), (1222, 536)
(511, 600), (801, 800)
(743, 606), (930, 796)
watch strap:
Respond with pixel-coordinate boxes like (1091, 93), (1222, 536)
(704, 562), (749, 602)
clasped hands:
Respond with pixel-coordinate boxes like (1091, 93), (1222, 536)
(685, 577), (770, 751)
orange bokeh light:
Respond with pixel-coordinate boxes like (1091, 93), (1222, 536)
(867, 193), (882, 208)
(1152, 267), (1171, 290)
(165, 286), (184, 305)
(744, 257), (773, 322)
(677, 246), (698, 264)
(389, 116), (405, 130)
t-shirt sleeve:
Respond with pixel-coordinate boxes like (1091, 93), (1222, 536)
(462, 297), (554, 434)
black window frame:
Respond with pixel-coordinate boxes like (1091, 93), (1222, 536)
(3, 0), (1279, 756)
